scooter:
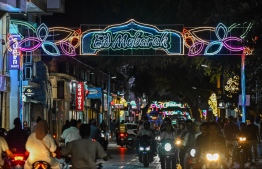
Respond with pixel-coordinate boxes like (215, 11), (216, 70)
(138, 135), (154, 167)
(159, 139), (179, 169)
(117, 133), (128, 147)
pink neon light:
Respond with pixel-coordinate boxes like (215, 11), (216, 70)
(188, 41), (204, 56)
(59, 41), (76, 56)
(18, 37), (42, 52)
(222, 37), (244, 51)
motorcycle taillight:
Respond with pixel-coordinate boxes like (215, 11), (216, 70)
(14, 156), (24, 161)
(120, 134), (124, 137)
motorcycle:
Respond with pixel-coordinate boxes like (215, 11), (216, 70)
(236, 137), (248, 168)
(158, 139), (179, 169)
(184, 148), (198, 169)
(117, 133), (128, 147)
(199, 151), (225, 169)
(98, 131), (108, 151)
(138, 135), (154, 167)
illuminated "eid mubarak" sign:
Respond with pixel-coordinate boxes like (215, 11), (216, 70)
(9, 19), (253, 57)
(81, 19), (182, 55)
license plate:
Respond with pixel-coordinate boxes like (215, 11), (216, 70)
(121, 138), (124, 140)
(128, 138), (132, 140)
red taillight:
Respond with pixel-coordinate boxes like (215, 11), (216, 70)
(120, 134), (124, 137)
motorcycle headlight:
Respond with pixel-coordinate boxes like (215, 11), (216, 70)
(206, 153), (219, 161)
(175, 139), (181, 145)
(190, 149), (196, 157)
(101, 133), (105, 137)
(145, 146), (150, 151)
(239, 137), (246, 142)
(164, 143), (172, 152)
(155, 136), (160, 141)
(139, 147), (144, 151)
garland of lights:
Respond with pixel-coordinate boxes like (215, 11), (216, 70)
(8, 19), (253, 57)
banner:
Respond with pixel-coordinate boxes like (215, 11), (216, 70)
(75, 82), (84, 111)
(86, 87), (102, 99)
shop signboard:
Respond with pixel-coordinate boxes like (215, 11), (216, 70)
(23, 87), (35, 97)
(86, 87), (102, 99)
(0, 75), (10, 92)
(8, 34), (21, 70)
(75, 82), (84, 111)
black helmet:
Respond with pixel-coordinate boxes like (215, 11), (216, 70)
(163, 117), (172, 124)
(143, 120), (150, 130)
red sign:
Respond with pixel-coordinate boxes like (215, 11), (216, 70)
(75, 82), (84, 111)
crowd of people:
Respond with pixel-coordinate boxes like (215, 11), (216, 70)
(0, 114), (261, 169)
(0, 117), (109, 169)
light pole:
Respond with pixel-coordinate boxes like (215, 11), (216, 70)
(105, 73), (116, 139)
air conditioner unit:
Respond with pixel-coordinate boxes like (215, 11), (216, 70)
(50, 76), (57, 99)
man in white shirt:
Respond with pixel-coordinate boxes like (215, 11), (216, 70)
(61, 119), (81, 145)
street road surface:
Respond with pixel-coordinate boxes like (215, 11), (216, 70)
(97, 139), (262, 169)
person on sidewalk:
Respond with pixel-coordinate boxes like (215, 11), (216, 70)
(246, 116), (261, 164)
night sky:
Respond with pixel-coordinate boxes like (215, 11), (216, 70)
(41, 0), (181, 28)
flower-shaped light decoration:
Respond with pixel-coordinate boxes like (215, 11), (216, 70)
(225, 75), (240, 98)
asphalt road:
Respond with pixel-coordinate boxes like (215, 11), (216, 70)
(97, 139), (262, 169)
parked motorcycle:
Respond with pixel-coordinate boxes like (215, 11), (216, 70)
(158, 139), (179, 169)
(138, 135), (154, 167)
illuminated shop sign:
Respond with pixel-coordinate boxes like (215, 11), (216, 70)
(150, 101), (189, 109)
(8, 34), (21, 70)
(86, 87), (102, 99)
(81, 19), (182, 55)
(75, 82), (84, 111)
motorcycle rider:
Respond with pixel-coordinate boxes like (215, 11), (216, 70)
(90, 120), (101, 141)
(200, 122), (228, 169)
(6, 117), (28, 154)
(0, 136), (13, 168)
(230, 122), (247, 168)
(158, 123), (177, 161)
(61, 124), (108, 169)
(61, 119), (81, 145)
(195, 122), (209, 153)
(223, 115), (239, 160)
(136, 120), (155, 155)
(179, 119), (197, 169)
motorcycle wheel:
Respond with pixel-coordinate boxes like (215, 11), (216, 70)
(166, 158), (170, 169)
(143, 162), (149, 167)
(126, 144), (134, 150)
(239, 149), (244, 169)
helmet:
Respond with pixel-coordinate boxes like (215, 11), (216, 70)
(143, 120), (150, 130)
(163, 117), (172, 125)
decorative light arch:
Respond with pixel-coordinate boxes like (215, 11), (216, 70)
(9, 19), (253, 57)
